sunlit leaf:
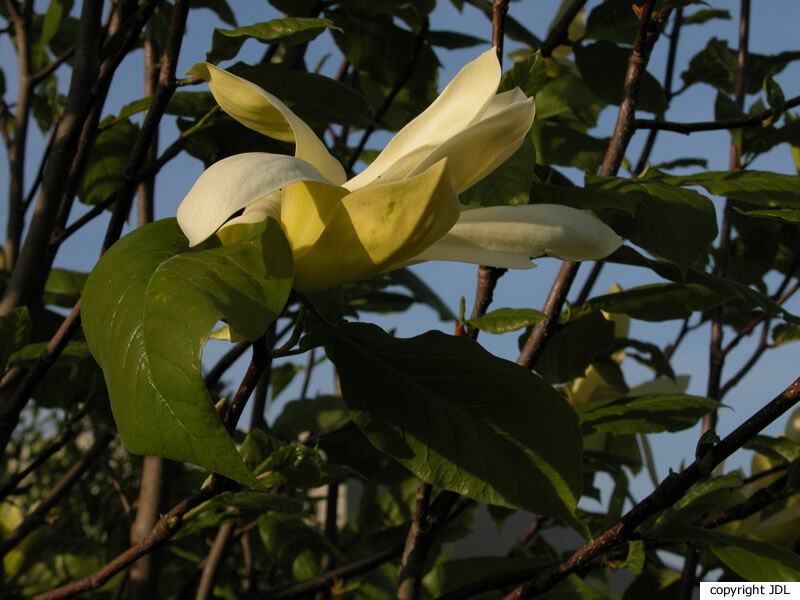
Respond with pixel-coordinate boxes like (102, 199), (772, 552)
(82, 219), (292, 485)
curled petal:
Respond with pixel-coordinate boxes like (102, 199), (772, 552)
(344, 48), (501, 190)
(288, 159), (460, 292)
(414, 204), (622, 268)
(188, 63), (346, 185)
(177, 153), (330, 246)
(405, 95), (535, 193)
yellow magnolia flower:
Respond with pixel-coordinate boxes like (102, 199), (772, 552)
(177, 49), (622, 292)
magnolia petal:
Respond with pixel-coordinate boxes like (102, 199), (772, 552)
(344, 48), (501, 190)
(176, 153), (330, 246)
(414, 204), (622, 268)
(405, 95), (535, 193)
(188, 63), (346, 185)
(280, 181), (349, 252)
(291, 159), (459, 292)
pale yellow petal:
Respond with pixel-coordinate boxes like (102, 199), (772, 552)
(405, 95), (535, 193)
(188, 62), (346, 185)
(290, 159), (459, 292)
(280, 181), (348, 252)
(344, 48), (501, 190)
(216, 192), (282, 246)
(176, 153), (329, 246)
(414, 204), (622, 267)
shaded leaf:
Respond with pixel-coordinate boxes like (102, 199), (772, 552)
(468, 308), (547, 334)
(498, 51), (547, 98)
(533, 311), (615, 383)
(326, 322), (584, 524)
(82, 219), (292, 485)
(650, 169), (800, 208)
(575, 41), (669, 115)
(575, 394), (719, 434)
(43, 268), (87, 307)
(0, 307), (30, 370)
(190, 0), (236, 26)
(77, 118), (140, 206)
(207, 18), (338, 63)
(428, 30), (486, 49)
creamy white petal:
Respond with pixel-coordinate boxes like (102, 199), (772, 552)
(176, 153), (330, 246)
(413, 204), (622, 267)
(344, 48), (501, 190)
(188, 63), (346, 185)
(405, 96), (535, 193)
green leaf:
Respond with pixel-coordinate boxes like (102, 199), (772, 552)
(386, 269), (456, 321)
(460, 131), (537, 207)
(682, 38), (800, 95)
(584, 0), (639, 44)
(326, 322), (584, 525)
(745, 434), (800, 463)
(0, 307), (31, 370)
(468, 308), (547, 334)
(77, 118), (140, 206)
(584, 175), (718, 272)
(534, 71), (605, 128)
(575, 41), (669, 115)
(227, 62), (373, 128)
(498, 52), (547, 98)
(207, 18), (339, 63)
(428, 30), (486, 49)
(531, 122), (608, 171)
(620, 540), (645, 575)
(583, 282), (737, 321)
(272, 395), (350, 441)
(43, 268), (87, 307)
(575, 394), (719, 434)
(650, 170), (800, 208)
(190, 0), (236, 26)
(533, 311), (615, 383)
(41, 0), (73, 47)
(178, 490), (301, 539)
(682, 9), (731, 26)
(736, 208), (800, 224)
(82, 219), (293, 485)
(773, 323), (800, 346)
(653, 524), (800, 581)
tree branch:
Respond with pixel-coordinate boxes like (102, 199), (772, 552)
(538, 0), (587, 58)
(632, 94), (800, 134)
(517, 3), (669, 369)
(504, 373), (800, 600)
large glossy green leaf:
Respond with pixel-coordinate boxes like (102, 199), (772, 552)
(575, 394), (719, 434)
(82, 218), (292, 485)
(326, 322), (583, 525)
(207, 18), (338, 63)
(531, 122), (608, 171)
(584, 175), (718, 272)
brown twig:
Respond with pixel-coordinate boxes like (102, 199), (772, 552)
(504, 374), (800, 599)
(633, 8), (683, 175)
(704, 0), (750, 433)
(633, 93), (800, 134)
(195, 522), (234, 600)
